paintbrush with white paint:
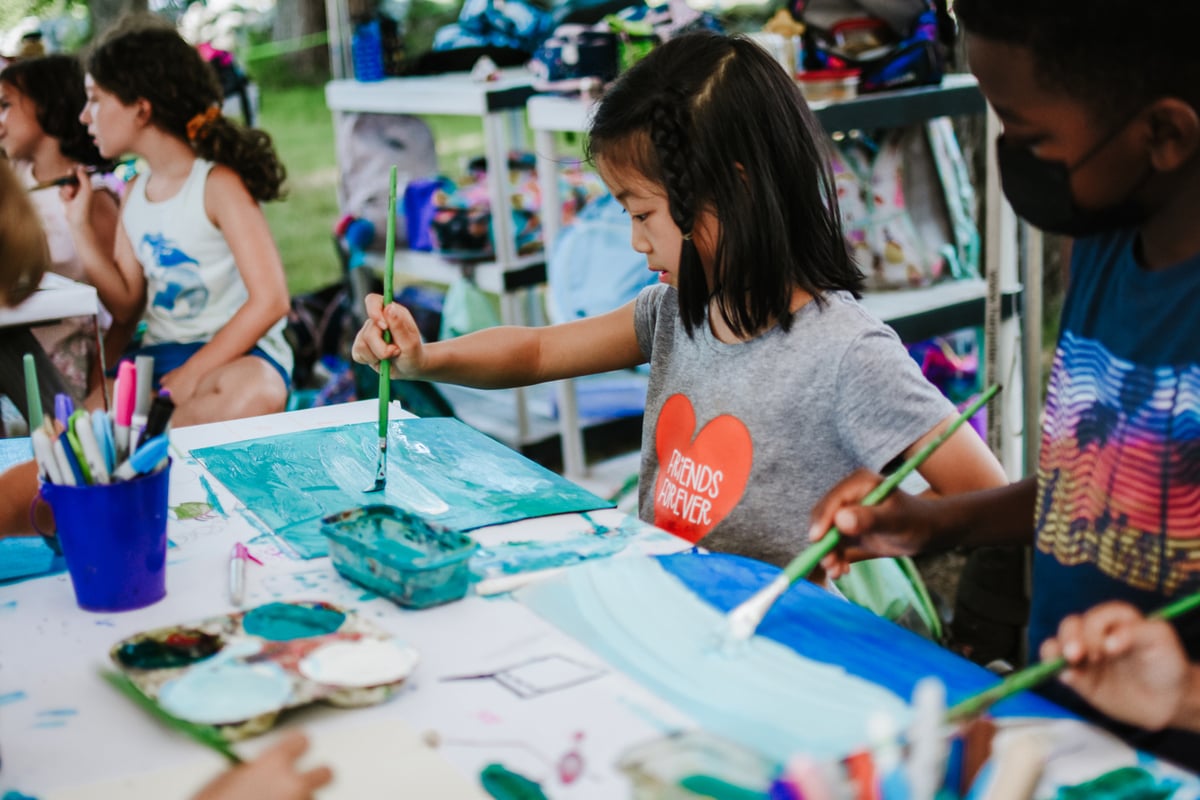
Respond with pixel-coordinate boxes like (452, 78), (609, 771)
(726, 384), (1001, 642)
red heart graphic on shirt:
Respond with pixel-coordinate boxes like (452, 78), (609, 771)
(653, 393), (753, 543)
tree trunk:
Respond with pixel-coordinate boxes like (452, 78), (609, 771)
(273, 0), (331, 82)
(89, 0), (149, 39)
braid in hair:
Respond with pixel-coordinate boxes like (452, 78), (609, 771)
(649, 93), (710, 336)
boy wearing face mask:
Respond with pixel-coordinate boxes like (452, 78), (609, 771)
(807, 0), (1200, 769)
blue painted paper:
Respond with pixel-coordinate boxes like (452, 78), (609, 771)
(518, 554), (1070, 766)
(191, 419), (612, 559)
(656, 553), (1068, 721)
(519, 556), (913, 764)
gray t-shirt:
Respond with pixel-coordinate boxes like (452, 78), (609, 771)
(633, 283), (954, 567)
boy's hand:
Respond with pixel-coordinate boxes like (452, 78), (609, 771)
(193, 731), (333, 800)
(351, 293), (427, 380)
(1041, 602), (1193, 731)
(807, 468), (939, 579)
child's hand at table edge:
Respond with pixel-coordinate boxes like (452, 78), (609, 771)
(807, 468), (939, 579)
(351, 292), (428, 380)
(193, 731), (333, 800)
(1040, 601), (1199, 732)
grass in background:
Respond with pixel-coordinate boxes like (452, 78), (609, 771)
(257, 84), (342, 296)
(256, 80), (546, 297)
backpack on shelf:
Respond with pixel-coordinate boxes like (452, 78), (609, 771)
(830, 120), (978, 291)
(793, 0), (952, 93)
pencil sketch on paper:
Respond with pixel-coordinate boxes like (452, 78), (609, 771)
(441, 654), (608, 699)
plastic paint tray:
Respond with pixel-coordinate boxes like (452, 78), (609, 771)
(322, 505), (478, 609)
(110, 601), (419, 740)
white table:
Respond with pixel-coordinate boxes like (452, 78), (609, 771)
(0, 273), (100, 329)
(3, 402), (1196, 799)
(0, 401), (695, 799)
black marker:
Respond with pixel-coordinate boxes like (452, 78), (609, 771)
(135, 390), (175, 452)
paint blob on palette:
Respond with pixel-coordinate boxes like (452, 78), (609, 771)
(110, 601), (419, 739)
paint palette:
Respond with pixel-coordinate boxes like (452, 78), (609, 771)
(109, 601), (419, 740)
(322, 505), (478, 609)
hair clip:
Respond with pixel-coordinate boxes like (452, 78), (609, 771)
(681, 232), (693, 241)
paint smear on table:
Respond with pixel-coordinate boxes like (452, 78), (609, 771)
(518, 556), (912, 764)
(469, 518), (637, 581)
(191, 419), (612, 559)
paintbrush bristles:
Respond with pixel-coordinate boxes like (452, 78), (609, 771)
(727, 384), (1001, 642)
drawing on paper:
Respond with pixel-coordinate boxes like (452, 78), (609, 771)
(441, 654), (608, 699)
(190, 419), (613, 559)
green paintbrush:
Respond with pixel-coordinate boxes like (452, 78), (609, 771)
(944, 589), (1200, 724)
(365, 165), (398, 493)
(726, 384), (1001, 641)
(101, 669), (243, 764)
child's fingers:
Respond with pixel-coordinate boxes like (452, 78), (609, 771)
(1054, 613), (1086, 665)
(266, 730), (312, 765)
(808, 469), (881, 542)
(363, 293), (385, 326)
(351, 318), (398, 367)
(383, 302), (423, 351)
(1039, 634), (1064, 664)
(300, 765), (334, 791)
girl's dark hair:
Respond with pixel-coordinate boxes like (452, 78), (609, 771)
(87, 17), (286, 202)
(954, 0), (1200, 124)
(587, 31), (860, 338)
(0, 55), (113, 170)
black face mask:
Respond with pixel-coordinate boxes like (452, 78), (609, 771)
(996, 120), (1150, 238)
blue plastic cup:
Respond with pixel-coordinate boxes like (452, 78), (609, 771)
(40, 461), (171, 612)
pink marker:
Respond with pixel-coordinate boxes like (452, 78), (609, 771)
(113, 360), (137, 461)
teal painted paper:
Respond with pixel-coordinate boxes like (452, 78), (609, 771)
(191, 419), (612, 559)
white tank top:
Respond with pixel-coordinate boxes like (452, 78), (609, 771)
(122, 158), (292, 376)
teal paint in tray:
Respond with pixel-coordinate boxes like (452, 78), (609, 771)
(191, 418), (612, 559)
(322, 505), (477, 609)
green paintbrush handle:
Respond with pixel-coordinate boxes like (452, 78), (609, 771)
(780, 384), (1000, 587)
(784, 528), (841, 583)
(379, 166), (397, 438)
(945, 589), (1200, 724)
(101, 670), (243, 765)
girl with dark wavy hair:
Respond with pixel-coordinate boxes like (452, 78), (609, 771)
(65, 16), (292, 426)
(0, 54), (121, 400)
(353, 31), (1005, 568)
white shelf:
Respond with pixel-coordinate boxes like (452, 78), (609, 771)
(363, 249), (546, 295)
(0, 273), (100, 328)
(325, 69), (536, 116)
(526, 73), (984, 135)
